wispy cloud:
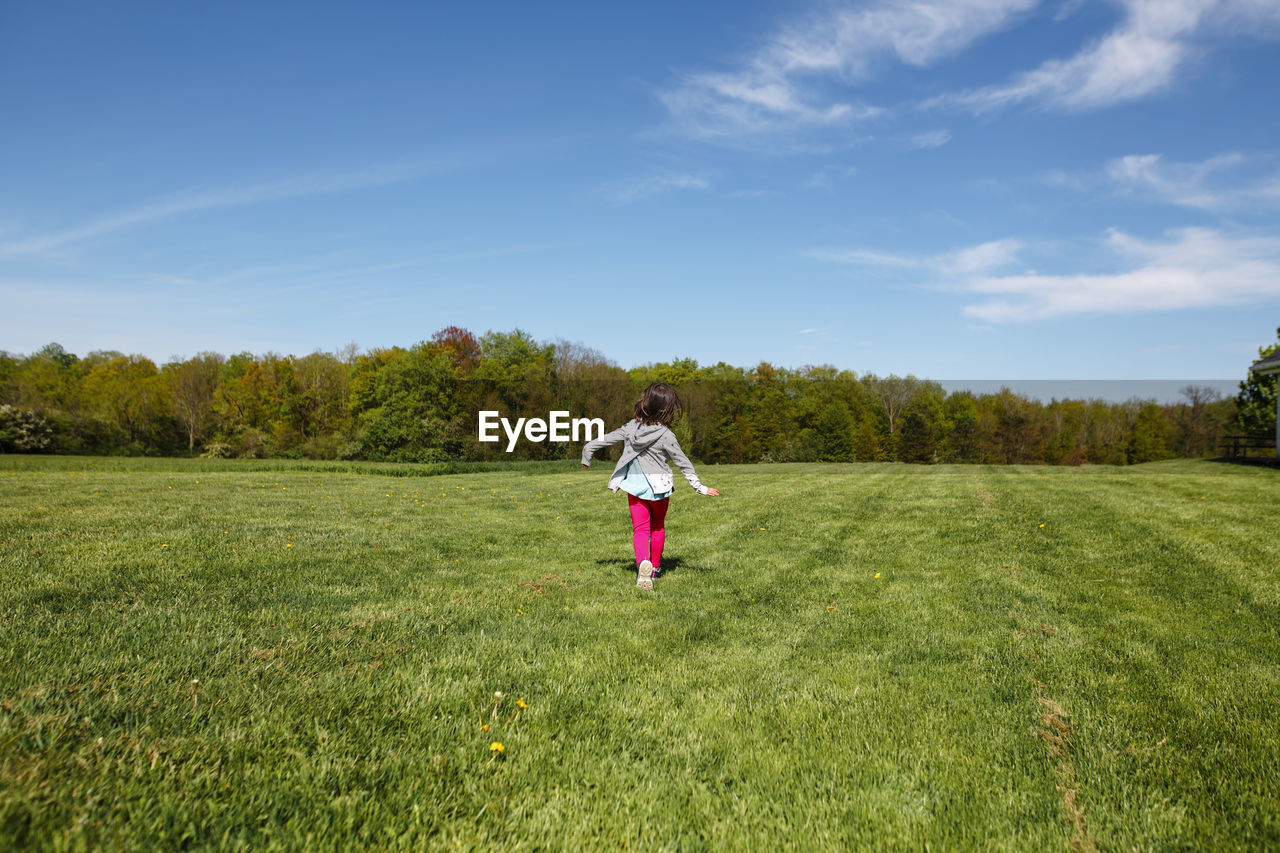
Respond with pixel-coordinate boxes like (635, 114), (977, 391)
(613, 173), (711, 202)
(936, 0), (1280, 113)
(963, 227), (1280, 321)
(811, 227), (1280, 322)
(150, 273), (199, 287)
(660, 0), (1280, 142)
(910, 129), (952, 149)
(1040, 150), (1280, 211)
(804, 164), (858, 191)
(807, 238), (1024, 275)
(1104, 152), (1280, 211)
(807, 247), (922, 268)
(660, 0), (1037, 139)
(0, 160), (439, 257)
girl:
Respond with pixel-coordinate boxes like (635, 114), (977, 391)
(581, 382), (719, 590)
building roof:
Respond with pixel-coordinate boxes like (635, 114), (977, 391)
(1250, 348), (1280, 375)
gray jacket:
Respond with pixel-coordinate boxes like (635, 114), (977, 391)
(581, 419), (709, 496)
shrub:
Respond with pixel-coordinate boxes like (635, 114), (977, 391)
(0, 405), (52, 452)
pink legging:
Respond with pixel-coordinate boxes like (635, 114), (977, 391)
(627, 494), (669, 568)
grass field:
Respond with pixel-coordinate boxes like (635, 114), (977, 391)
(2, 455), (1278, 850)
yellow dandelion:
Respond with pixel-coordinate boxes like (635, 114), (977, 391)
(516, 699), (527, 709)
(481, 724), (490, 732)
(1039, 523), (1045, 528)
(874, 573), (881, 579)
(489, 741), (504, 753)
(826, 605), (835, 611)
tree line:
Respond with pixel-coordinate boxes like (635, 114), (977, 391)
(2, 325), (1274, 465)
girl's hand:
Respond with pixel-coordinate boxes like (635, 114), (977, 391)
(705, 487), (720, 496)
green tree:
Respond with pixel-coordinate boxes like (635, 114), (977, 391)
(1236, 327), (1279, 436)
(816, 400), (854, 461)
(475, 330), (557, 447)
(898, 411), (937, 463)
(81, 354), (175, 452)
(167, 352), (223, 452)
(347, 347), (408, 419)
(553, 338), (632, 458)
(216, 354), (284, 436)
(0, 351), (20, 396)
(9, 343), (85, 412)
(1127, 403), (1175, 464)
(980, 389), (1033, 464)
(938, 393), (980, 463)
(355, 344), (459, 462)
(282, 351), (350, 446)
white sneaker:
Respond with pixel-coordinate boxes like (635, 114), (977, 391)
(636, 560), (654, 591)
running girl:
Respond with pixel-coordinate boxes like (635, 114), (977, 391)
(580, 382), (719, 590)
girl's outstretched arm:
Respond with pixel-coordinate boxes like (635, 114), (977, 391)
(664, 434), (718, 495)
(580, 424), (628, 467)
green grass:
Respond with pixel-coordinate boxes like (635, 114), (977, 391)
(1, 456), (1278, 850)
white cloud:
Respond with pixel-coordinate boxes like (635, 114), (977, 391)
(811, 228), (1280, 322)
(806, 247), (922, 267)
(910, 129), (952, 149)
(807, 238), (1023, 275)
(1105, 151), (1280, 210)
(150, 273), (199, 287)
(1053, 0), (1090, 21)
(804, 164), (858, 191)
(0, 161), (438, 257)
(613, 174), (711, 202)
(951, 239), (1023, 273)
(963, 227), (1280, 321)
(661, 0), (1038, 138)
(940, 0), (1280, 113)
(660, 0), (1280, 141)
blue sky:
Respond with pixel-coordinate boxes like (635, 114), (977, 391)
(2, 0), (1279, 380)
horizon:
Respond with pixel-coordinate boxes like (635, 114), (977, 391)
(4, 337), (1247, 406)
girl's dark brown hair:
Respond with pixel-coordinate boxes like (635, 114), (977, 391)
(634, 382), (683, 426)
